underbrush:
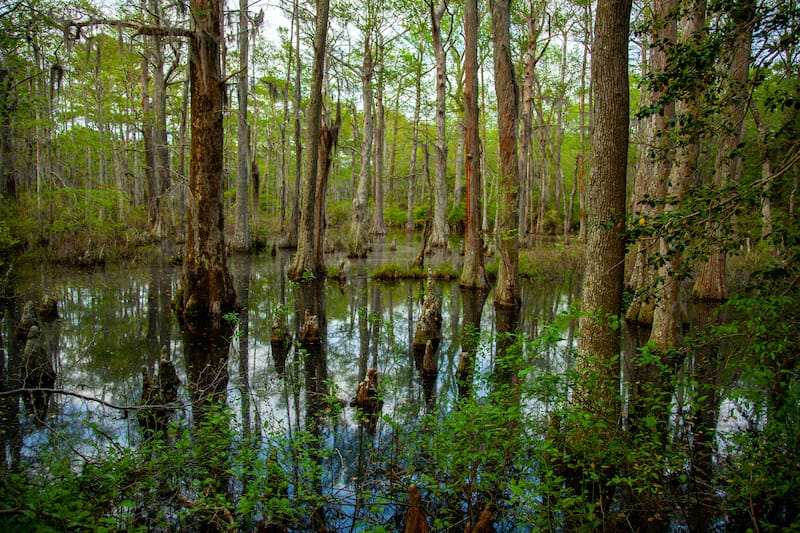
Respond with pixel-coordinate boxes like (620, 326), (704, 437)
(2, 307), (796, 531)
(372, 262), (459, 281)
(6, 190), (157, 266)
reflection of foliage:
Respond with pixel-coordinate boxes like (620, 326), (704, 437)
(2, 267), (798, 531)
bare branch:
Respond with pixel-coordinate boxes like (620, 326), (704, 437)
(68, 17), (194, 39)
(1, 387), (182, 412)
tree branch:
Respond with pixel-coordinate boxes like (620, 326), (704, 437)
(68, 18), (194, 39)
(0, 387), (181, 412)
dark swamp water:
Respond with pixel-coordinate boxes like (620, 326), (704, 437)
(0, 236), (584, 531)
(2, 236), (749, 531)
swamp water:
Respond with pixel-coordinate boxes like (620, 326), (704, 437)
(0, 239), (581, 531)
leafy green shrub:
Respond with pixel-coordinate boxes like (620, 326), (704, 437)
(371, 262), (459, 280)
(447, 201), (465, 232)
(383, 204), (408, 228)
(413, 204), (428, 228)
(327, 200), (351, 227)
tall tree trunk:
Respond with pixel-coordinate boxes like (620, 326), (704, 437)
(313, 106), (340, 270)
(556, 26), (570, 240)
(625, 0), (677, 325)
(480, 63), (490, 236)
(459, 0), (487, 291)
(650, 2), (704, 352)
(519, 5), (543, 244)
(282, 0), (302, 249)
(176, 0), (238, 317)
(577, 1), (592, 242)
(388, 83), (401, 202)
(693, 0), (754, 301)
(176, 72), (189, 242)
(490, 0), (521, 309)
(429, 0), (449, 248)
(0, 67), (14, 200)
(288, 0), (330, 279)
(140, 15), (158, 235)
(232, 0), (250, 251)
(575, 0), (631, 444)
(372, 36), (387, 236)
(349, 31), (374, 258)
(278, 0), (297, 247)
(151, 1), (169, 238)
(751, 105), (773, 240)
(406, 45), (423, 233)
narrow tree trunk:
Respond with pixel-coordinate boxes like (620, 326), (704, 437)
(282, 0), (302, 249)
(693, 0), (753, 301)
(429, 0), (449, 248)
(480, 63), (490, 236)
(288, 0), (330, 279)
(519, 6), (541, 243)
(406, 45), (423, 233)
(625, 0), (676, 325)
(232, 0), (250, 251)
(459, 0), (487, 291)
(556, 27), (570, 240)
(372, 38), (387, 236)
(313, 107), (340, 270)
(349, 32), (374, 258)
(176, 73), (189, 242)
(0, 68), (15, 200)
(140, 18), (158, 235)
(490, 0), (521, 309)
(278, 0), (297, 246)
(389, 83), (401, 199)
(578, 1), (592, 242)
(150, 0), (169, 238)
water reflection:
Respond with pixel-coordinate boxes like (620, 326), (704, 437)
(1, 250), (581, 529)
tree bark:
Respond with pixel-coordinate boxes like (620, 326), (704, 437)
(282, 0), (303, 249)
(429, 0), (449, 248)
(176, 0), (238, 318)
(278, 0), (297, 247)
(349, 31), (374, 258)
(459, 0), (487, 291)
(625, 0), (676, 326)
(650, 2), (705, 352)
(372, 37), (387, 236)
(490, 0), (521, 309)
(232, 0), (250, 251)
(140, 16), (158, 235)
(0, 67), (14, 200)
(151, 0), (169, 237)
(406, 45), (423, 233)
(288, 0), (330, 279)
(693, 0), (754, 301)
(313, 107), (341, 270)
(575, 0), (631, 424)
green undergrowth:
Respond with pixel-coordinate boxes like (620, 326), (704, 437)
(371, 262), (459, 281)
(372, 242), (584, 282)
(0, 289), (797, 531)
(5, 191), (156, 267)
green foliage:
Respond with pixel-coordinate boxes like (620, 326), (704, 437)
(327, 200), (351, 227)
(0, 204), (19, 276)
(381, 204), (405, 228)
(447, 201), (465, 230)
(371, 262), (458, 280)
